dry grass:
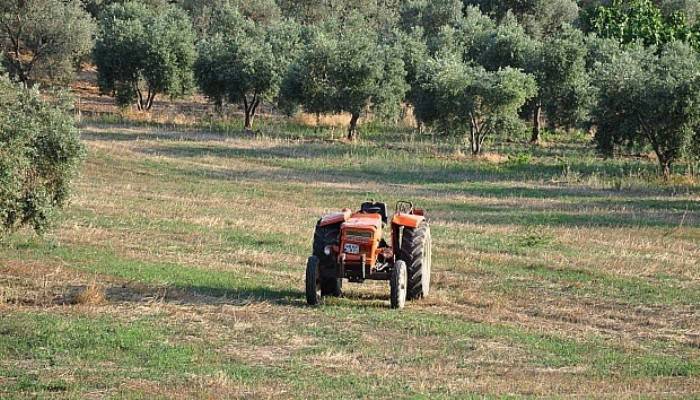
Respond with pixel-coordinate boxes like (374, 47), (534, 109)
(72, 282), (105, 306)
(292, 112), (354, 128)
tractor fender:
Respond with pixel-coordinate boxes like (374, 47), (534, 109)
(319, 208), (352, 227)
(391, 213), (425, 228)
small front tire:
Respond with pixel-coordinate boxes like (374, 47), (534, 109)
(321, 277), (343, 297)
(390, 260), (407, 309)
(306, 256), (321, 306)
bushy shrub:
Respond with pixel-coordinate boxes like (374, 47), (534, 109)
(0, 76), (84, 236)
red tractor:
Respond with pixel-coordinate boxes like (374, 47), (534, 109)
(306, 201), (432, 309)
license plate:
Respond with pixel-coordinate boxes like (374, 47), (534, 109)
(343, 243), (360, 254)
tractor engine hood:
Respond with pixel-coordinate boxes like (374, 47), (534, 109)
(342, 214), (383, 231)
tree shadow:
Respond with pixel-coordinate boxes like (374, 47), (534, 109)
(124, 143), (699, 228)
(130, 140), (692, 193)
(81, 127), (229, 143)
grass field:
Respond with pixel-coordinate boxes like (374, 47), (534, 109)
(1, 118), (699, 399)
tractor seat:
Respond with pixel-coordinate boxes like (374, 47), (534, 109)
(360, 201), (388, 224)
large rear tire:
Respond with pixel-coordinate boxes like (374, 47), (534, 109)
(390, 260), (407, 309)
(400, 222), (431, 300)
(313, 223), (343, 297)
(305, 256), (321, 306)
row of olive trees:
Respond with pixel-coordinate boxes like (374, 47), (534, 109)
(3, 0), (700, 177)
(88, 0), (700, 176)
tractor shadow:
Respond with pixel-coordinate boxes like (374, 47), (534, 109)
(57, 282), (400, 310)
(57, 283), (307, 307)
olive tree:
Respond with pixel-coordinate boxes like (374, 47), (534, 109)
(93, 1), (196, 110)
(81, 0), (168, 18)
(277, 0), (401, 27)
(194, 3), (301, 132)
(0, 0), (95, 85)
(414, 54), (537, 154)
(661, 0), (700, 25)
(592, 41), (700, 177)
(462, 16), (592, 143)
(528, 27), (593, 142)
(400, 0), (464, 40)
(464, 0), (578, 38)
(281, 15), (408, 140)
(0, 75), (84, 236)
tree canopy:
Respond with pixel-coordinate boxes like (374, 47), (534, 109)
(194, 2), (301, 131)
(587, 0), (700, 50)
(0, 75), (84, 236)
(414, 54), (537, 154)
(1, 0), (698, 177)
(280, 14), (408, 139)
(592, 41), (700, 176)
(0, 0), (95, 85)
(93, 1), (196, 110)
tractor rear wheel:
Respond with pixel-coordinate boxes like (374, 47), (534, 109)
(313, 222), (343, 297)
(400, 222), (432, 300)
(390, 260), (407, 309)
(305, 256), (321, 305)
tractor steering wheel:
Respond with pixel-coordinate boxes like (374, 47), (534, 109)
(396, 201), (413, 214)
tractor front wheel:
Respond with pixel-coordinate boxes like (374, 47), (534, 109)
(306, 256), (321, 305)
(390, 260), (407, 309)
(321, 277), (342, 297)
(313, 223), (343, 297)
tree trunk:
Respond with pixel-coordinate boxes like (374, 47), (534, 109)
(243, 109), (253, 133)
(243, 94), (260, 134)
(7, 27), (29, 85)
(469, 125), (479, 155)
(347, 112), (360, 140)
(135, 87), (144, 111)
(145, 90), (156, 111)
(648, 132), (672, 180)
(214, 97), (225, 116)
(243, 96), (252, 134)
(661, 159), (672, 180)
(469, 114), (483, 155)
(531, 104), (542, 144)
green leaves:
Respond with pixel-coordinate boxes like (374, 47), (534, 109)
(280, 13), (408, 138)
(414, 54), (536, 154)
(588, 0), (700, 51)
(592, 41), (700, 176)
(0, 0), (95, 85)
(94, 1), (196, 110)
(193, 3), (302, 130)
(0, 76), (84, 236)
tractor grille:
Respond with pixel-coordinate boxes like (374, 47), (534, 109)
(345, 230), (373, 243)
